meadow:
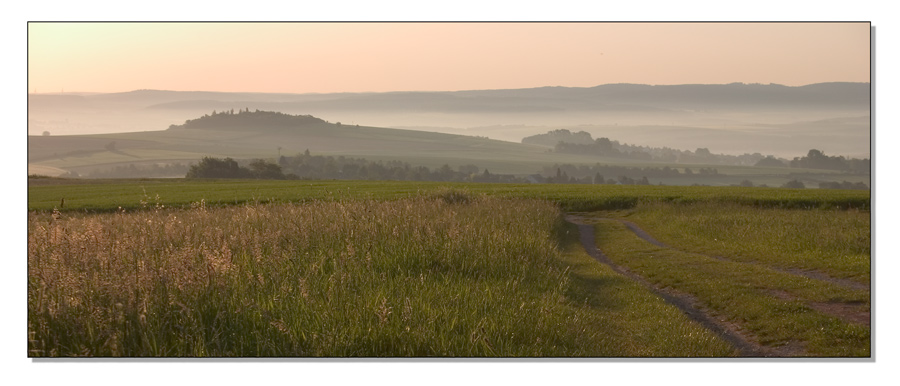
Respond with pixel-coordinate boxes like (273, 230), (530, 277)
(586, 218), (869, 356)
(28, 192), (733, 356)
(27, 178), (870, 357)
(28, 178), (870, 213)
(599, 202), (871, 283)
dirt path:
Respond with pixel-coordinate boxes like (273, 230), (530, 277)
(565, 215), (787, 357)
(567, 213), (872, 356)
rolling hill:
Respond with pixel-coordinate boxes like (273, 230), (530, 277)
(28, 83), (870, 160)
(28, 110), (649, 177)
(27, 82), (870, 186)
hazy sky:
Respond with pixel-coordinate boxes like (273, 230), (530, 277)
(28, 22), (870, 94)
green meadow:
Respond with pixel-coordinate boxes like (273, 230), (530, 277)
(27, 178), (870, 357)
(28, 178), (869, 213)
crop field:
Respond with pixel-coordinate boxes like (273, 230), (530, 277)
(28, 178), (870, 213)
(27, 178), (870, 357)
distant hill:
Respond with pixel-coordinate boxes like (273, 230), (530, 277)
(27, 82), (871, 162)
(27, 109), (869, 188)
(133, 82), (870, 113)
(28, 110), (620, 177)
(30, 82), (869, 115)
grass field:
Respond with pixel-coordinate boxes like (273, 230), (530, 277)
(599, 202), (871, 283)
(28, 178), (870, 213)
(27, 178), (870, 357)
(28, 193), (734, 357)
(588, 218), (870, 356)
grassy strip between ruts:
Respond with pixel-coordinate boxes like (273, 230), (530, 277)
(599, 202), (871, 284)
(591, 219), (870, 357)
(28, 178), (871, 213)
(28, 193), (733, 357)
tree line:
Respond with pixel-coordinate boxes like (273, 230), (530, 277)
(525, 129), (870, 172)
(186, 157), (289, 179)
(538, 163), (720, 185)
(788, 149), (870, 174)
(185, 152), (527, 183)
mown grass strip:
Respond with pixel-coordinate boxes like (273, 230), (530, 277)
(600, 202), (871, 284)
(592, 219), (870, 357)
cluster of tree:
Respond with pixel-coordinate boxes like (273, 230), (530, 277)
(87, 163), (191, 178)
(818, 180), (869, 190)
(186, 157), (288, 179)
(789, 149), (870, 173)
(755, 156), (787, 167)
(185, 153), (527, 183)
(529, 130), (872, 173)
(534, 130), (774, 166)
(276, 151), (526, 183)
(168, 110), (330, 131)
(539, 170), (652, 185)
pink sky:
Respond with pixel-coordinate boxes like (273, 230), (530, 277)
(28, 22), (870, 94)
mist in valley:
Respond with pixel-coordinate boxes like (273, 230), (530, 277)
(29, 82), (870, 162)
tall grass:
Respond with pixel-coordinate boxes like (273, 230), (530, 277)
(31, 193), (733, 357)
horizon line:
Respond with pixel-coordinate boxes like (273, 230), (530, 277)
(28, 81), (872, 96)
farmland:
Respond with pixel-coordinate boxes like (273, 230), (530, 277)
(28, 178), (870, 213)
(27, 178), (870, 357)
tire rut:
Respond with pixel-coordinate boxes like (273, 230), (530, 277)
(565, 215), (783, 357)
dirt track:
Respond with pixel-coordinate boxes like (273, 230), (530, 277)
(565, 215), (780, 356)
(567, 213), (872, 356)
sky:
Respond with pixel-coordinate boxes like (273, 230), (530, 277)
(27, 22), (870, 94)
